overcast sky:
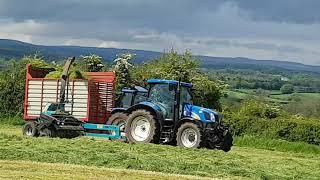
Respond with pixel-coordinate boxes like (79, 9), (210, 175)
(0, 0), (320, 65)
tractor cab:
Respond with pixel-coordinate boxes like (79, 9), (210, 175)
(119, 86), (148, 108)
(147, 79), (193, 120)
(146, 79), (219, 122)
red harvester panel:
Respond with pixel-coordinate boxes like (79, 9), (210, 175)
(24, 64), (116, 124)
(86, 72), (115, 124)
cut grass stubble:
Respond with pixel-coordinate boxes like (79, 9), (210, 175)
(0, 126), (319, 179)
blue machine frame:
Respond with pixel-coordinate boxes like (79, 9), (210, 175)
(82, 123), (121, 139)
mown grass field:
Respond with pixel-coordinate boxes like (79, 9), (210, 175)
(0, 160), (206, 180)
(1, 125), (320, 179)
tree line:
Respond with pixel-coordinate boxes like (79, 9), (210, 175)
(0, 50), (226, 116)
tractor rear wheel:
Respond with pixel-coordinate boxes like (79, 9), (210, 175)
(107, 112), (128, 134)
(176, 122), (202, 148)
(125, 110), (159, 143)
(22, 121), (39, 137)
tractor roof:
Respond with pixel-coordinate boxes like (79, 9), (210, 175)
(121, 86), (148, 93)
(147, 79), (192, 88)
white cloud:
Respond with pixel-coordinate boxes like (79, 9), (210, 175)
(98, 41), (121, 48)
(0, 32), (33, 44)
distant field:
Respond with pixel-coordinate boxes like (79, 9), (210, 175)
(0, 125), (320, 179)
(225, 89), (320, 104)
(271, 92), (320, 100)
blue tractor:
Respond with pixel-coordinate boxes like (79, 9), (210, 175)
(118, 79), (233, 151)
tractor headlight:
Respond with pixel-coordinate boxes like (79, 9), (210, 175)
(210, 113), (216, 122)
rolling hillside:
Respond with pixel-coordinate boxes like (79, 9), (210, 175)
(1, 39), (320, 74)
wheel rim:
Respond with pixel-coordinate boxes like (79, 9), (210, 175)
(181, 127), (198, 148)
(110, 119), (126, 136)
(130, 116), (151, 142)
(118, 120), (126, 132)
(25, 126), (33, 136)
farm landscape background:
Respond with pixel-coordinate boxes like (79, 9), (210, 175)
(0, 39), (320, 179)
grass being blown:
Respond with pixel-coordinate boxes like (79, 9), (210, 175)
(45, 69), (85, 79)
(28, 58), (86, 79)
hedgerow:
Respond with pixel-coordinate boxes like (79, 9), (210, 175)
(223, 100), (320, 145)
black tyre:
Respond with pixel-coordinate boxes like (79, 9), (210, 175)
(205, 128), (233, 152)
(107, 112), (128, 133)
(220, 131), (233, 152)
(39, 127), (55, 137)
(125, 109), (159, 143)
(176, 122), (202, 148)
(22, 121), (39, 137)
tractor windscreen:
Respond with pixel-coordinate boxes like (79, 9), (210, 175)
(148, 83), (175, 119)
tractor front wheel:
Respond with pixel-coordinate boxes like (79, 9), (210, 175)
(125, 110), (159, 143)
(22, 121), (39, 137)
(176, 122), (202, 148)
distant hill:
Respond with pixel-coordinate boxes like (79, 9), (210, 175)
(0, 39), (160, 63)
(1, 39), (320, 74)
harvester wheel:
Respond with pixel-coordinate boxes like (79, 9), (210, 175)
(39, 128), (54, 137)
(22, 121), (39, 137)
(125, 109), (159, 143)
(107, 112), (128, 133)
(176, 122), (201, 148)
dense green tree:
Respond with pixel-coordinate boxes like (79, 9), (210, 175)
(280, 84), (294, 94)
(79, 54), (104, 72)
(0, 55), (48, 115)
(113, 53), (135, 93)
(133, 50), (226, 109)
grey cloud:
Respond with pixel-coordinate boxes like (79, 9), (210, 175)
(230, 0), (320, 24)
(0, 0), (319, 65)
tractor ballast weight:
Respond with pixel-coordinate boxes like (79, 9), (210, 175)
(124, 79), (233, 151)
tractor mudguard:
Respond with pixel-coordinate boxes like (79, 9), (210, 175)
(176, 116), (200, 128)
(111, 108), (127, 114)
